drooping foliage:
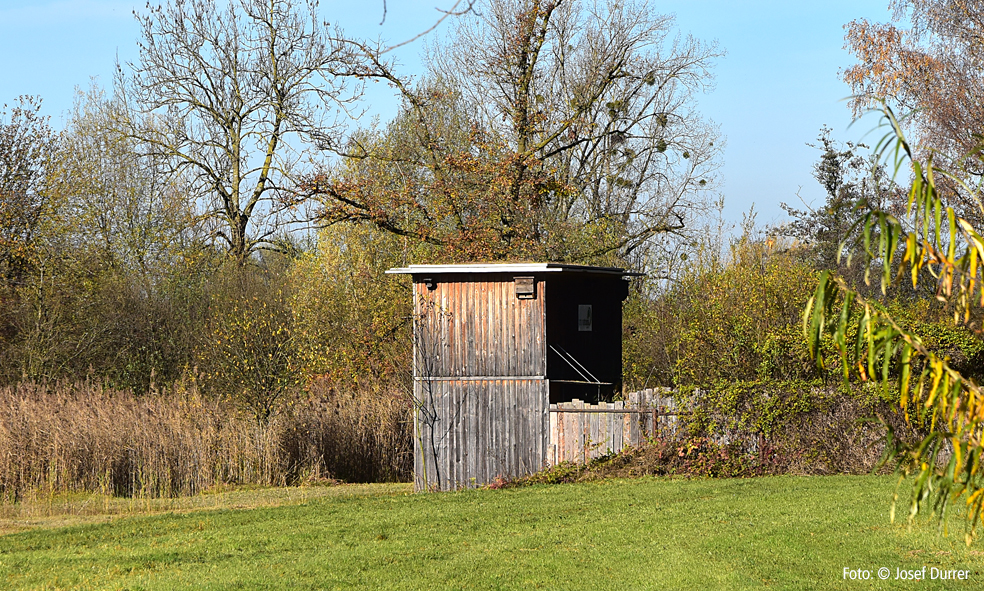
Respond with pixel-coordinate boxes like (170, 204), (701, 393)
(806, 105), (984, 541)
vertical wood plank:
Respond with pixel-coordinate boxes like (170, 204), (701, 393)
(505, 380), (512, 478)
(516, 380), (524, 476)
(496, 280), (503, 376)
(589, 402), (599, 460)
(491, 379), (500, 480)
(450, 381), (457, 489)
(549, 403), (557, 466)
(506, 380), (513, 477)
(509, 380), (528, 477)
(468, 380), (477, 488)
(559, 404), (567, 464)
(462, 281), (470, 378)
(509, 380), (526, 477)
(573, 404), (580, 463)
(444, 381), (453, 489)
(604, 402), (613, 456)
(573, 399), (583, 463)
(456, 281), (464, 377)
(473, 281), (481, 377)
(629, 390), (639, 446)
(616, 405), (624, 454)
(479, 379), (488, 485)
(538, 381), (546, 470)
(485, 281), (493, 376)
(413, 381), (423, 491)
(461, 380), (468, 488)
(540, 380), (550, 468)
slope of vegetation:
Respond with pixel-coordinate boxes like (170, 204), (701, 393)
(1, 476), (981, 590)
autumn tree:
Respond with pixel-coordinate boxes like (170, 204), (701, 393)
(0, 88), (215, 387)
(198, 262), (298, 422)
(310, 0), (721, 265)
(290, 223), (414, 387)
(41, 88), (209, 389)
(0, 97), (66, 381)
(843, 0), (984, 219)
(115, 0), (363, 264)
(0, 97), (57, 288)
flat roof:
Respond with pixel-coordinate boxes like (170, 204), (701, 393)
(386, 263), (643, 276)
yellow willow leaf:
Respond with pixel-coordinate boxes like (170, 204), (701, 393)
(926, 361), (944, 408)
(946, 380), (962, 424)
(915, 367), (929, 406)
(973, 393), (984, 422)
(957, 218), (982, 250)
(903, 232), (916, 262)
(947, 207), (957, 260)
(900, 343), (912, 409)
(967, 488), (984, 509)
(906, 234), (921, 288)
(937, 374), (953, 418)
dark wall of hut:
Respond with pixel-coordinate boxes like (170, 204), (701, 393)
(545, 274), (627, 404)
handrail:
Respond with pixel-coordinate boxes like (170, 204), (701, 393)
(548, 344), (602, 384)
(548, 407), (688, 415)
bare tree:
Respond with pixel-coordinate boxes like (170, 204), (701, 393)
(313, 0), (723, 266)
(115, 0), (363, 264)
(432, 0), (723, 260)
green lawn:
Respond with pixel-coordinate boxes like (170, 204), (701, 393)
(1, 476), (981, 590)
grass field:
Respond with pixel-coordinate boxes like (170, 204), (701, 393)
(1, 476), (982, 590)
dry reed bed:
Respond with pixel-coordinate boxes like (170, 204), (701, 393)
(0, 380), (411, 502)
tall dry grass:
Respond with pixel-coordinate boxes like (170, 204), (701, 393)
(0, 378), (411, 502)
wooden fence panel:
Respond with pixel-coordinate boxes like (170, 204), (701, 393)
(548, 388), (679, 465)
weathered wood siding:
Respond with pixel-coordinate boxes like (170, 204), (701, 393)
(412, 274), (549, 491)
(413, 275), (547, 378)
(548, 389), (679, 465)
(414, 379), (549, 491)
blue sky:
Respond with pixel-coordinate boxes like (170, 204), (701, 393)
(0, 0), (894, 226)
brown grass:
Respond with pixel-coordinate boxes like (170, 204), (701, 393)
(0, 482), (411, 536)
(0, 378), (411, 503)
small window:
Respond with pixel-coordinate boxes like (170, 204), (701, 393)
(578, 305), (593, 331)
(515, 276), (536, 299)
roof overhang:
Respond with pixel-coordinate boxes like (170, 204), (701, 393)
(386, 263), (643, 277)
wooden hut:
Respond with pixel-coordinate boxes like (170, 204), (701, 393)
(386, 263), (639, 491)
